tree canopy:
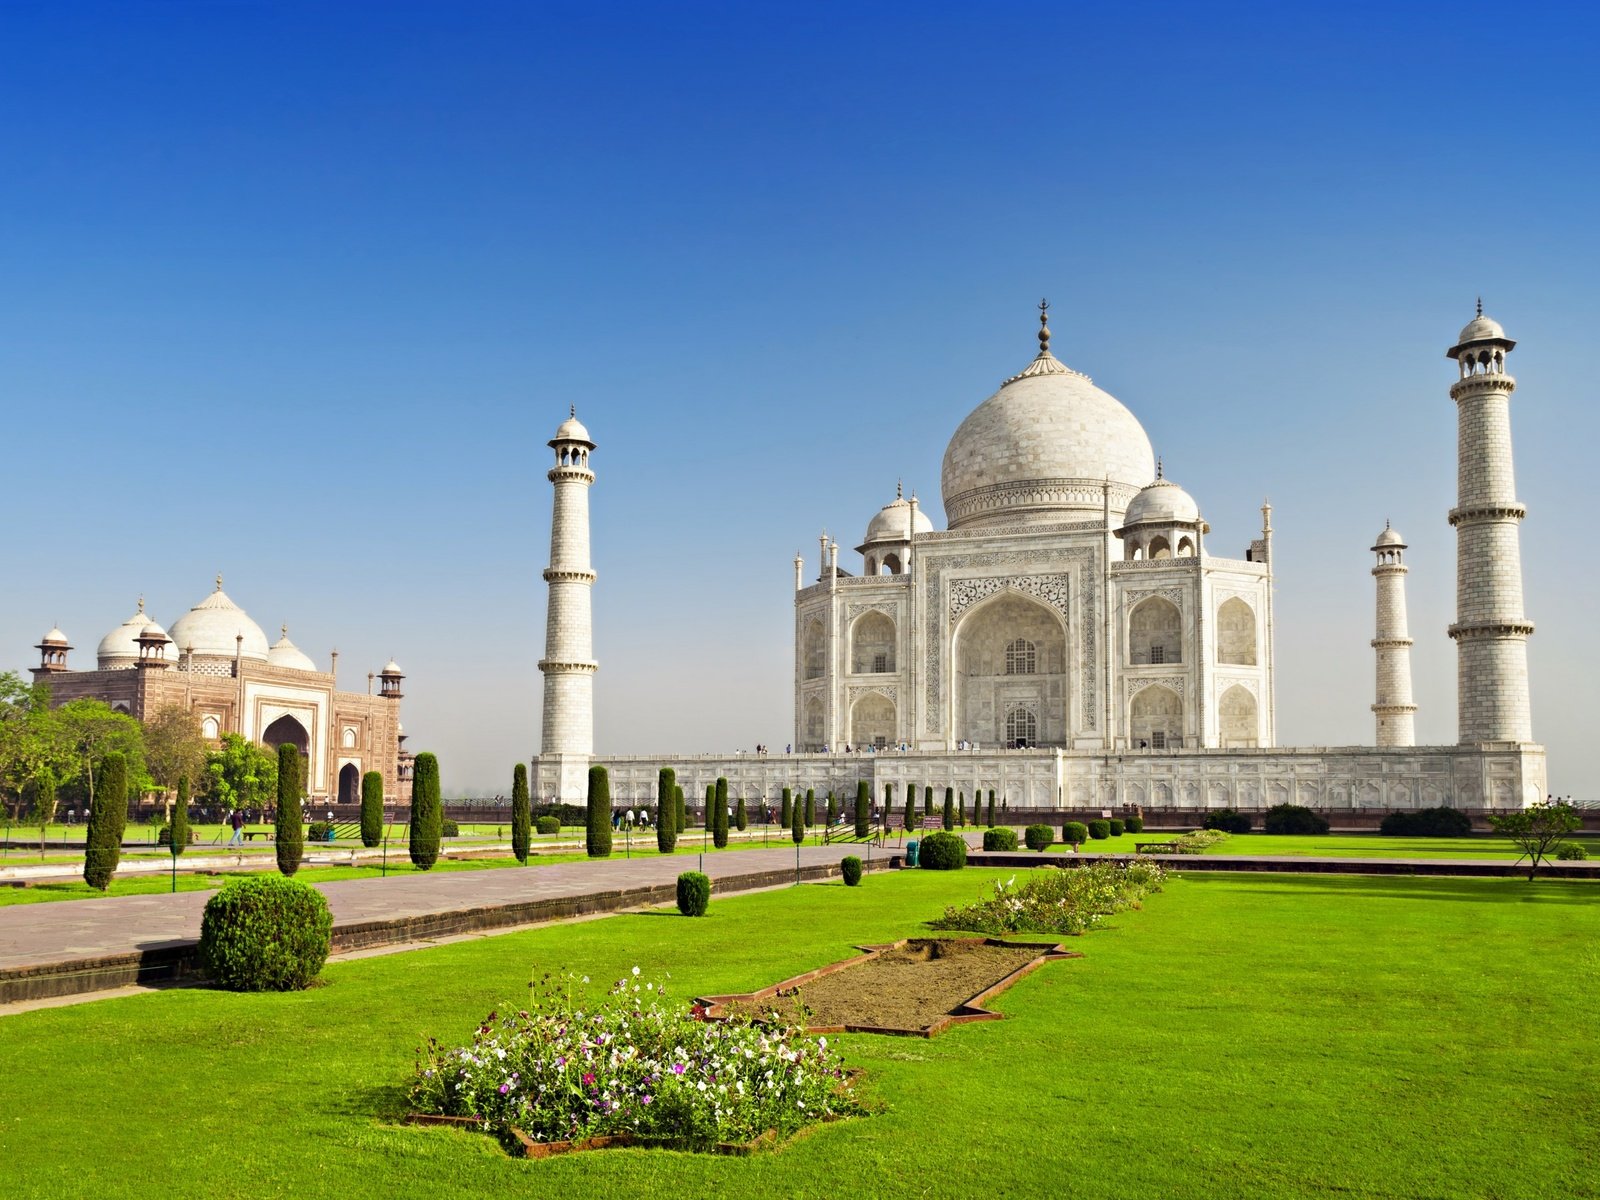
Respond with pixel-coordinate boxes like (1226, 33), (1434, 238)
(205, 733), (279, 813)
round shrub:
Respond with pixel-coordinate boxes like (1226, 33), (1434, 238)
(1379, 807), (1473, 837)
(1087, 819), (1112, 840)
(440, 818), (460, 838)
(1555, 843), (1589, 861)
(918, 830), (967, 870)
(1125, 816), (1144, 834)
(676, 870), (711, 916)
(1204, 809), (1253, 834)
(1263, 804), (1329, 835)
(307, 820), (334, 842)
(983, 827), (1019, 852)
(1025, 823), (1054, 852)
(840, 855), (863, 886)
(199, 875), (332, 991)
(1062, 821), (1088, 847)
(535, 815), (560, 835)
(1108, 818), (1126, 837)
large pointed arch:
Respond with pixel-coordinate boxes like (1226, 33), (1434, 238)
(951, 589), (1068, 747)
(849, 690), (896, 749)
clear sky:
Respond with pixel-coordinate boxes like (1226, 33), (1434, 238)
(2, 2), (1595, 795)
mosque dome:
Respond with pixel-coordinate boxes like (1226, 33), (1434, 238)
(40, 627), (69, 646)
(551, 407), (594, 446)
(96, 602), (158, 667)
(1121, 473), (1202, 528)
(941, 305), (1155, 530)
(863, 489), (934, 544)
(268, 626), (318, 672)
(1457, 312), (1506, 345)
(381, 659), (403, 675)
(168, 578), (270, 661)
(1374, 524), (1406, 548)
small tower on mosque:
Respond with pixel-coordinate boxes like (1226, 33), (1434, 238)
(33, 626), (72, 675)
(1446, 303), (1534, 744)
(537, 407), (598, 802)
(1370, 523), (1416, 746)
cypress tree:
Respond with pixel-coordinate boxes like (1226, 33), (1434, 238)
(904, 791), (917, 832)
(735, 796), (747, 831)
(511, 763), (531, 863)
(84, 751), (126, 891)
(957, 791), (966, 827)
(361, 770), (385, 848)
(805, 788), (815, 827)
(713, 777), (730, 848)
(657, 767), (677, 853)
(791, 792), (805, 845)
(585, 764), (612, 857)
(408, 752), (442, 869)
(924, 786), (933, 817)
(674, 784), (685, 834)
(855, 780), (871, 838)
(705, 783), (715, 830)
(942, 787), (955, 832)
(825, 793), (838, 827)
(170, 775), (190, 857)
(987, 790), (996, 827)
(276, 743), (305, 876)
(781, 787), (792, 827)
(971, 791), (982, 825)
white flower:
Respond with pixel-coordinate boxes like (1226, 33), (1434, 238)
(632, 966), (641, 976)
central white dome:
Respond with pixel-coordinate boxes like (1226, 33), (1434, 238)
(168, 580), (270, 661)
(941, 314), (1155, 530)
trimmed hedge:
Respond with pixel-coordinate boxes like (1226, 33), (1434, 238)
(84, 752), (127, 891)
(1024, 823), (1054, 852)
(1263, 803), (1330, 835)
(511, 763), (531, 863)
(1125, 816), (1144, 834)
(199, 875), (332, 991)
(1108, 818), (1125, 837)
(535, 815), (560, 835)
(1204, 809), (1253, 834)
(676, 871), (711, 916)
(983, 827), (1019, 851)
(1087, 819), (1111, 840)
(1063, 821), (1088, 847)
(841, 855), (863, 886)
(1379, 807), (1473, 837)
(170, 776), (190, 858)
(409, 752), (442, 869)
(361, 770), (385, 849)
(586, 765), (612, 858)
(276, 743), (305, 876)
(918, 830), (967, 870)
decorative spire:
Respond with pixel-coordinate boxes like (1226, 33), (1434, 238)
(896, 479), (903, 500)
(570, 403), (576, 418)
(1003, 297), (1085, 386)
(1155, 456), (1164, 481)
(1476, 296), (1483, 318)
(281, 623), (289, 639)
(1037, 298), (1051, 355)
(137, 595), (145, 614)
(215, 572), (224, 592)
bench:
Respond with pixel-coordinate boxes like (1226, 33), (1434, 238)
(242, 830), (273, 842)
(1135, 841), (1181, 854)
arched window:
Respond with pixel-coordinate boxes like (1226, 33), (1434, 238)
(1004, 638), (1036, 675)
(201, 715), (220, 740)
(1219, 685), (1259, 747)
(1129, 596), (1182, 665)
(342, 726), (358, 749)
(1005, 705), (1037, 747)
(850, 611), (896, 673)
(1148, 536), (1171, 560)
(803, 619), (826, 679)
(1217, 598), (1258, 666)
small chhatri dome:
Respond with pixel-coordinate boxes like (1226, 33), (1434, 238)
(1374, 523), (1406, 549)
(167, 578), (271, 661)
(96, 598), (159, 666)
(863, 485), (934, 544)
(1121, 473), (1202, 528)
(39, 626), (69, 646)
(380, 659), (404, 675)
(1451, 299), (1513, 353)
(551, 405), (594, 447)
(268, 624), (318, 672)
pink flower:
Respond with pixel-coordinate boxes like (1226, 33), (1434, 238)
(671, 1063), (685, 1075)
(582, 1072), (596, 1087)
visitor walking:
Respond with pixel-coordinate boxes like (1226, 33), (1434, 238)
(227, 808), (244, 846)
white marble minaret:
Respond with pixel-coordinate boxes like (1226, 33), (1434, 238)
(537, 408), (598, 801)
(1370, 523), (1416, 746)
(1447, 304), (1534, 744)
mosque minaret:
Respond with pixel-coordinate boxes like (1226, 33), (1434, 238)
(1447, 304), (1534, 745)
(537, 408), (598, 801)
(1370, 523), (1416, 747)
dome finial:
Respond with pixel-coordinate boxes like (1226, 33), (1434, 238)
(281, 623), (288, 639)
(215, 572), (223, 592)
(1037, 298), (1051, 355)
(896, 479), (903, 500)
(1476, 296), (1483, 318)
(137, 594), (145, 614)
(1155, 456), (1163, 480)
(570, 404), (576, 419)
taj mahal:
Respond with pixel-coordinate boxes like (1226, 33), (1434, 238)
(535, 303), (1544, 818)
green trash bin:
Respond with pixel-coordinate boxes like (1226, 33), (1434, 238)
(906, 839), (920, 867)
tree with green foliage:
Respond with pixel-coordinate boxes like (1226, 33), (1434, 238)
(409, 752), (443, 868)
(713, 777), (730, 848)
(0, 673), (54, 822)
(735, 796), (747, 831)
(987, 790), (996, 826)
(704, 783), (715, 831)
(924, 786), (933, 818)
(56, 697), (148, 810)
(804, 788), (815, 828)
(170, 775), (190, 856)
(971, 792), (982, 825)
(942, 787), (955, 831)
(825, 793), (837, 827)
(511, 763), (531, 863)
(29, 774), (57, 856)
(656, 767), (677, 853)
(856, 780), (871, 838)
(957, 791), (965, 827)
(275, 743), (304, 876)
(781, 787), (792, 828)
(205, 733), (277, 817)
(83, 750), (127, 890)
(791, 793), (805, 846)
(142, 705), (207, 800)
(904, 790), (917, 832)
(674, 784), (685, 834)
(585, 764), (612, 858)
(361, 771), (385, 849)
(1488, 801), (1582, 881)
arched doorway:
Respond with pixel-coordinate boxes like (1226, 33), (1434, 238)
(849, 692), (895, 749)
(952, 592), (1067, 747)
(338, 763), (360, 805)
(261, 714), (310, 755)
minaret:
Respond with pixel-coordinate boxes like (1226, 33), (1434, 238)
(538, 408), (598, 801)
(1446, 303), (1533, 744)
(1370, 523), (1416, 746)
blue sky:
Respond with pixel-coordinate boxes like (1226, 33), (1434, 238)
(2, 2), (1595, 793)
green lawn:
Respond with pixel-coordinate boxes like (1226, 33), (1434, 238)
(1034, 830), (1600, 860)
(3, 867), (1595, 1198)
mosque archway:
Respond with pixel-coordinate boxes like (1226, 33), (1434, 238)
(261, 714), (310, 756)
(338, 763), (360, 805)
(952, 592), (1067, 747)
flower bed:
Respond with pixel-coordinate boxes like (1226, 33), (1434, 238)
(409, 968), (866, 1154)
(930, 859), (1168, 936)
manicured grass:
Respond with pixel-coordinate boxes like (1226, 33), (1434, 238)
(1034, 830), (1600, 859)
(4, 867), (1596, 1198)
